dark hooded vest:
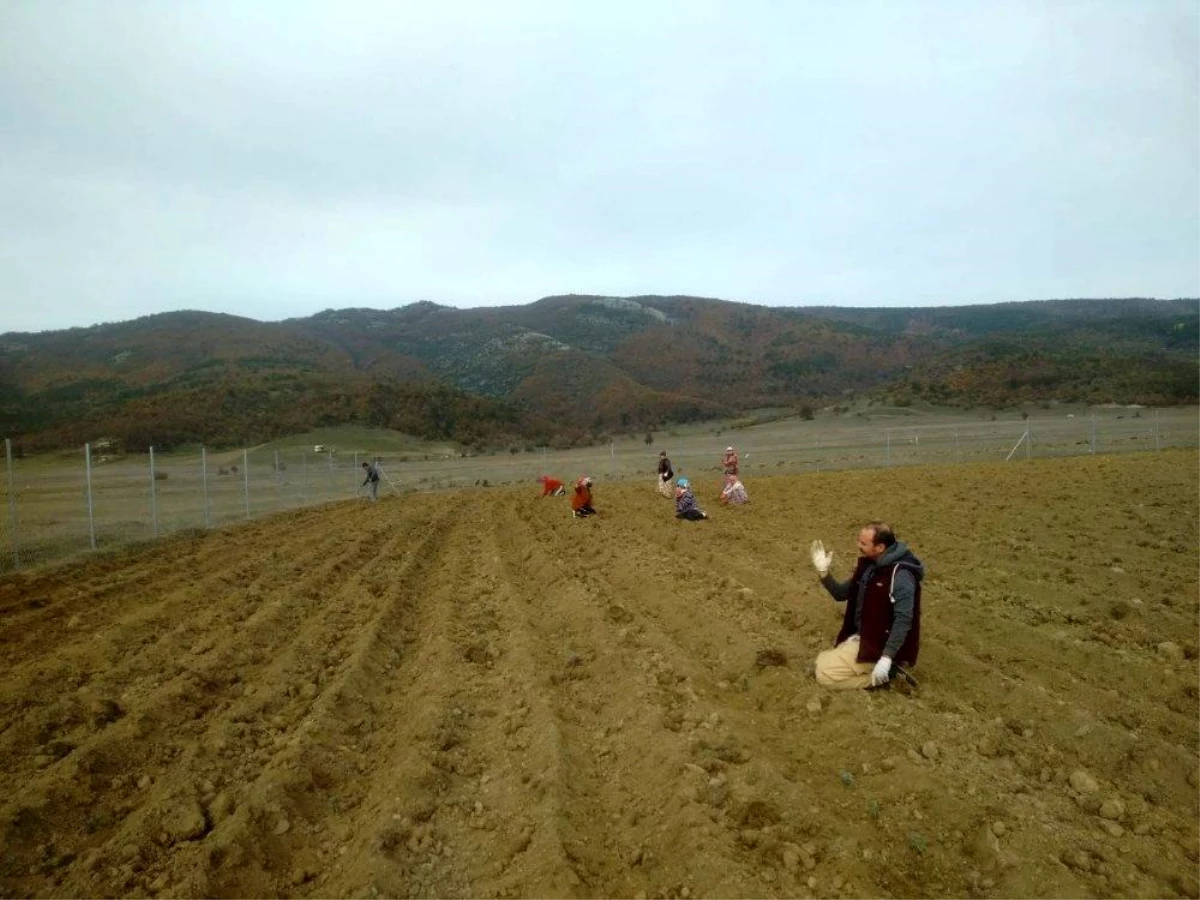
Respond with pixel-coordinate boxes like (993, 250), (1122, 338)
(834, 556), (922, 666)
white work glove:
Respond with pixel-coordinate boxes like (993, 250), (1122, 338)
(871, 656), (892, 687)
(810, 539), (833, 577)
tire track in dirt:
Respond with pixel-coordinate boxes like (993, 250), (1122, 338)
(489, 496), (747, 898)
(0, 506), (397, 781)
(290, 494), (577, 900)
(0, 521), (339, 794)
(189, 496), (473, 899)
(0, 505), (379, 682)
(336, 499), (594, 899)
(488, 492), (845, 898)
(307, 493), (664, 898)
(0, 500), (449, 897)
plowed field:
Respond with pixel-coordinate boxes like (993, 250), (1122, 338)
(1, 451), (1197, 899)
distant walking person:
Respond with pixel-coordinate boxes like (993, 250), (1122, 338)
(808, 522), (924, 690)
(656, 451), (674, 498)
(722, 445), (739, 476)
(538, 475), (566, 497)
(571, 476), (597, 518)
(361, 461), (381, 501)
(674, 477), (709, 521)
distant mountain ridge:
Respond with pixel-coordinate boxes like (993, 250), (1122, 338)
(1, 296), (1195, 452)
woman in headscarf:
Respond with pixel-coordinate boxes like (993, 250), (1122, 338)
(674, 477), (709, 521)
(722, 445), (739, 476)
(571, 476), (597, 517)
(719, 473), (748, 505)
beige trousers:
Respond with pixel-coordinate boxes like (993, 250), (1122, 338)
(815, 637), (873, 690)
(657, 477), (673, 497)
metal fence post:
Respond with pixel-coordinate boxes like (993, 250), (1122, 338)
(327, 449), (334, 500)
(1004, 430), (1029, 462)
(202, 446), (210, 528)
(301, 451), (308, 505)
(885, 429), (891, 466)
(1026, 423), (1032, 460)
(954, 428), (961, 463)
(1090, 414), (1096, 454)
(243, 448), (250, 519)
(1154, 409), (1161, 451)
(5, 438), (19, 569)
(85, 443), (97, 550)
(149, 446), (159, 537)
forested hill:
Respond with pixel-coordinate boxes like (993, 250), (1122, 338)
(0, 296), (1195, 452)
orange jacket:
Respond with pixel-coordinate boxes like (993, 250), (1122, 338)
(571, 484), (593, 511)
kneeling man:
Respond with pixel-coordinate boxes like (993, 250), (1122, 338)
(809, 522), (924, 689)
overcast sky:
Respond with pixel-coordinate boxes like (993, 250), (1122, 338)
(1, 1), (1197, 334)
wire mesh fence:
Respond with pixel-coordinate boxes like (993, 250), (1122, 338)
(540, 407), (1199, 486)
(0, 444), (396, 571)
(2, 407), (1196, 572)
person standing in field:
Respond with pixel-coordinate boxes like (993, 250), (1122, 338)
(674, 477), (709, 520)
(361, 461), (381, 501)
(808, 522), (924, 689)
(722, 445), (739, 476)
(571, 476), (597, 517)
(656, 451), (674, 498)
(538, 475), (566, 497)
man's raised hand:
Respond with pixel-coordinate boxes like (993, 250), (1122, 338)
(810, 539), (833, 577)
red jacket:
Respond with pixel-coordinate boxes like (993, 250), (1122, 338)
(571, 484), (593, 511)
(722, 450), (739, 474)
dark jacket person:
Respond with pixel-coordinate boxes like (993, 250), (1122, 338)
(808, 522), (924, 689)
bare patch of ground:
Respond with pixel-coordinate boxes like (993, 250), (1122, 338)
(0, 450), (1197, 899)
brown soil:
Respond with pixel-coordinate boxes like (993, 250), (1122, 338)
(1, 451), (1197, 899)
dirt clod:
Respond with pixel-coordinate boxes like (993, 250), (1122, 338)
(1069, 769), (1099, 794)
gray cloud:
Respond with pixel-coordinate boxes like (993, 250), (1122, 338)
(1, 0), (1196, 332)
